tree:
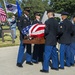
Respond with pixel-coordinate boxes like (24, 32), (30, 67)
(21, 0), (50, 19)
(0, 0), (50, 18)
(50, 0), (75, 16)
(22, 0), (49, 12)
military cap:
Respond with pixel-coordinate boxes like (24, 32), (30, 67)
(24, 7), (31, 12)
(47, 9), (54, 14)
(34, 12), (41, 16)
(61, 11), (69, 16)
(46, 9), (55, 16)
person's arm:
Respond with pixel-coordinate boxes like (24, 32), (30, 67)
(17, 17), (23, 32)
(44, 21), (50, 39)
(44, 21), (49, 35)
(69, 22), (74, 36)
(11, 20), (16, 24)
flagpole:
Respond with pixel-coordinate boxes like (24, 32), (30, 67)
(3, 0), (8, 18)
(3, 0), (7, 12)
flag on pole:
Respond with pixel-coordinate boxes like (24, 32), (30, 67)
(16, 1), (22, 17)
(0, 4), (7, 22)
(4, 1), (17, 14)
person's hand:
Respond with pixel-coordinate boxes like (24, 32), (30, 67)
(8, 22), (10, 25)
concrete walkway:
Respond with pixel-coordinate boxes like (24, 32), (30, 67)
(0, 46), (75, 75)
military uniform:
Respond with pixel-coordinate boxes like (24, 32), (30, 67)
(58, 12), (73, 68)
(70, 19), (75, 65)
(32, 19), (44, 63)
(32, 19), (42, 24)
(42, 17), (59, 71)
(17, 14), (33, 67)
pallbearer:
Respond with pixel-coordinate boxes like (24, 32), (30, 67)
(70, 15), (75, 66)
(32, 12), (44, 63)
(16, 7), (33, 67)
(58, 12), (73, 69)
(40, 9), (59, 73)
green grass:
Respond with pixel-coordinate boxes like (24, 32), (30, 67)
(0, 29), (20, 47)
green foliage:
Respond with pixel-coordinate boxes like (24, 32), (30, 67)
(50, 0), (75, 16)
(0, 0), (50, 18)
(22, 0), (49, 12)
(22, 0), (50, 19)
(1, 0), (75, 17)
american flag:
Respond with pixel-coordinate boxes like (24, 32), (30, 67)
(22, 23), (45, 38)
(22, 25), (32, 36)
(0, 7), (7, 22)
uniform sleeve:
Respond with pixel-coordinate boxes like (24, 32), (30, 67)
(32, 21), (36, 25)
(17, 17), (23, 32)
(57, 22), (64, 39)
(69, 22), (73, 35)
(44, 21), (50, 38)
(71, 25), (74, 36)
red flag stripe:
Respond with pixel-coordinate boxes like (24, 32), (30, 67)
(29, 24), (38, 34)
(29, 23), (45, 38)
(0, 8), (6, 15)
(0, 8), (7, 22)
(32, 24), (45, 32)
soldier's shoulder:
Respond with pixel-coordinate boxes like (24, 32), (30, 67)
(20, 15), (25, 18)
(45, 19), (49, 22)
(16, 16), (23, 22)
(65, 19), (72, 24)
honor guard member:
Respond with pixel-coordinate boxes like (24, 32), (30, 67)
(32, 12), (42, 24)
(17, 7), (33, 67)
(58, 12), (73, 69)
(40, 10), (59, 73)
(32, 12), (44, 63)
(70, 15), (75, 66)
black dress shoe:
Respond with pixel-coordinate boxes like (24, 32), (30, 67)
(65, 64), (71, 67)
(71, 63), (74, 66)
(40, 69), (49, 73)
(16, 63), (23, 67)
(26, 62), (33, 65)
(32, 62), (38, 64)
(51, 67), (59, 70)
(59, 67), (64, 69)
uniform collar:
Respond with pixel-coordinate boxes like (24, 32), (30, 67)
(24, 14), (28, 18)
(24, 14), (29, 20)
(36, 19), (40, 22)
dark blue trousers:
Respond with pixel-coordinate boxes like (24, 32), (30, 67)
(32, 44), (40, 62)
(70, 43), (75, 64)
(32, 44), (44, 62)
(42, 45), (58, 71)
(60, 44), (71, 68)
(17, 41), (32, 64)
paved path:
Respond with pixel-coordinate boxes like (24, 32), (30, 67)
(0, 46), (75, 75)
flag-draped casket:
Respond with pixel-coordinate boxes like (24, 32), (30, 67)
(22, 23), (45, 44)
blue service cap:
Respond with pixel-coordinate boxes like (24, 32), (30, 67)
(61, 11), (69, 16)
